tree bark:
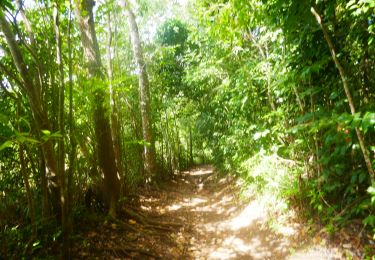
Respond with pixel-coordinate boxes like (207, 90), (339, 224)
(0, 9), (61, 217)
(53, 1), (70, 256)
(74, 0), (120, 218)
(107, 12), (124, 180)
(121, 0), (158, 179)
(311, 6), (374, 182)
(189, 126), (193, 166)
(67, 0), (76, 238)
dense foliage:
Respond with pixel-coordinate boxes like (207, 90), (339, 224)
(0, 0), (374, 257)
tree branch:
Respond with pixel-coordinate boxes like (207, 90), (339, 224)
(311, 5), (374, 181)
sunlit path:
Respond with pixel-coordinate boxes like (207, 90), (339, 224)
(140, 165), (342, 259)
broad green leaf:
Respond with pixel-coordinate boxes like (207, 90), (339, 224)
(41, 130), (51, 135)
(0, 140), (12, 151)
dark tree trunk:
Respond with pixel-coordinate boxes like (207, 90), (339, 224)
(107, 12), (124, 180)
(75, 0), (120, 218)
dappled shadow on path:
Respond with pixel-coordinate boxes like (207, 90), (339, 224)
(140, 165), (307, 259)
(73, 165), (343, 259)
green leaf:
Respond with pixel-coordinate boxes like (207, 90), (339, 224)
(0, 113), (9, 124)
(0, 140), (12, 151)
(367, 186), (375, 195)
(16, 135), (39, 144)
(41, 130), (51, 136)
(363, 215), (375, 227)
(0, 0), (14, 11)
(359, 172), (367, 184)
(32, 240), (40, 247)
(362, 112), (375, 133)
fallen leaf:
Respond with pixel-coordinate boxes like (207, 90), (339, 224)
(88, 232), (97, 238)
(129, 219), (137, 225)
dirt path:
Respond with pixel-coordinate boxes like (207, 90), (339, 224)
(140, 165), (342, 259)
(75, 165), (346, 259)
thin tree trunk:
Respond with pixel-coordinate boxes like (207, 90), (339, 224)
(53, 1), (69, 256)
(75, 0), (120, 218)
(0, 9), (61, 217)
(165, 112), (172, 175)
(107, 12), (124, 180)
(177, 130), (181, 173)
(122, 0), (158, 179)
(17, 100), (36, 254)
(265, 46), (276, 111)
(247, 32), (276, 111)
(66, 1), (75, 255)
(160, 115), (164, 172)
(311, 6), (374, 182)
(40, 151), (50, 218)
(189, 126), (193, 166)
(361, 19), (370, 104)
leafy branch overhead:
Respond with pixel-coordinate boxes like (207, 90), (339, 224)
(0, 0), (374, 258)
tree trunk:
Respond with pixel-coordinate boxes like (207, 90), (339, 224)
(189, 126), (193, 166)
(67, 0), (76, 236)
(0, 9), (61, 217)
(74, 0), (120, 218)
(53, 1), (70, 256)
(311, 6), (374, 182)
(106, 12), (124, 180)
(122, 0), (158, 179)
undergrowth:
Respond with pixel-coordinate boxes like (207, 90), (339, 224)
(238, 152), (302, 216)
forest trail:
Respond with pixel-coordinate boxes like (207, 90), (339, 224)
(76, 165), (343, 259)
(146, 165), (342, 259)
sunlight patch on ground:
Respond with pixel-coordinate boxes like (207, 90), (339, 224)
(222, 200), (266, 231)
(162, 196), (208, 213)
(190, 195), (232, 214)
(187, 192), (279, 259)
(159, 166), (341, 259)
(287, 246), (342, 260)
(188, 168), (213, 176)
(177, 168), (304, 259)
(183, 197), (207, 207)
(182, 166), (214, 177)
(166, 204), (182, 211)
(223, 235), (253, 252)
(139, 196), (159, 202)
(141, 165), (345, 259)
(207, 249), (237, 259)
(140, 205), (152, 211)
(277, 226), (298, 236)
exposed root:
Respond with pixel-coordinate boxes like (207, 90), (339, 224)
(145, 224), (175, 232)
(122, 207), (184, 229)
(115, 219), (139, 232)
(148, 219), (184, 228)
(93, 247), (161, 259)
(122, 208), (147, 225)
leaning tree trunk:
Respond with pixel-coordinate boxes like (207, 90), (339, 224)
(75, 0), (120, 218)
(122, 0), (158, 179)
(0, 9), (61, 217)
(311, 6), (374, 182)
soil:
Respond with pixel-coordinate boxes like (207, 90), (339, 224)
(71, 165), (372, 259)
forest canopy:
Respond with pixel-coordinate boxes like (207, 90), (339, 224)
(0, 0), (374, 258)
